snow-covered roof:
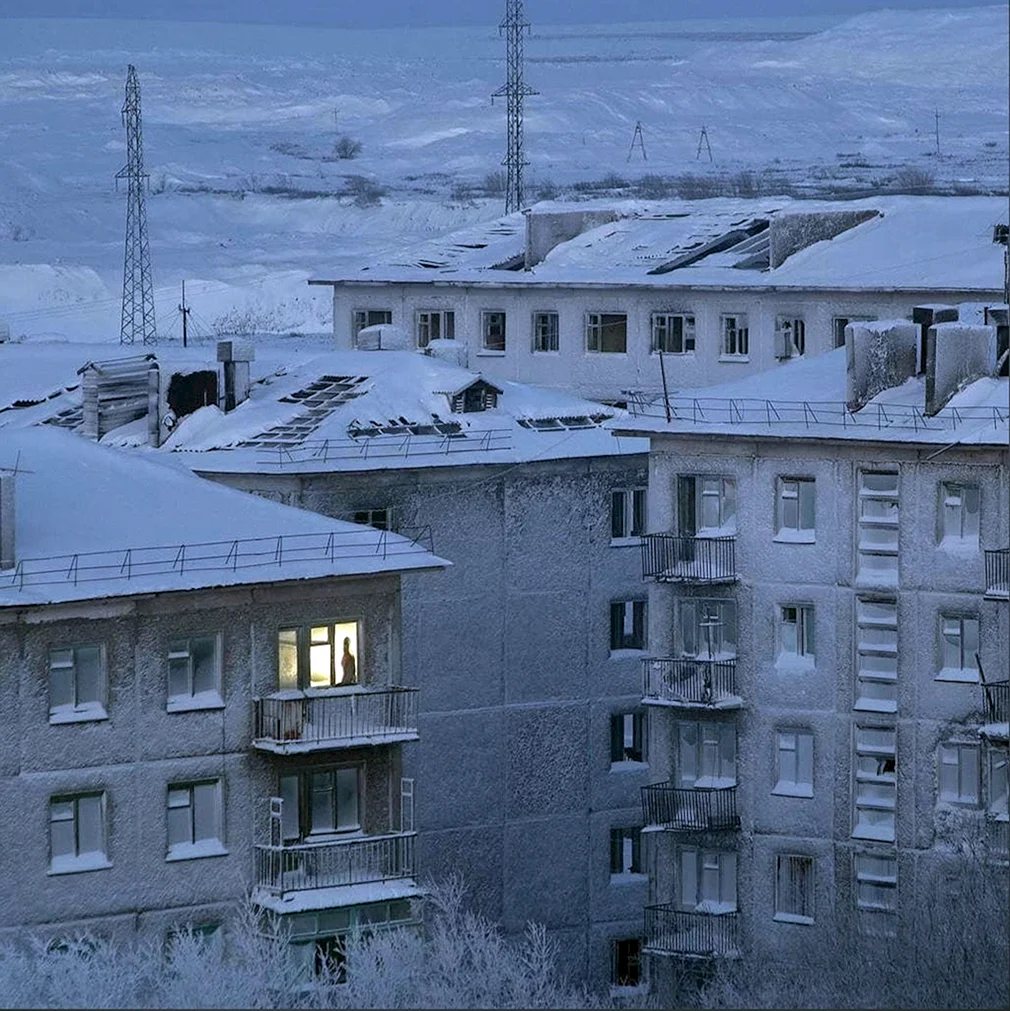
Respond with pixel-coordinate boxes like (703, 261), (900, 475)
(313, 196), (1006, 293)
(611, 346), (1009, 447)
(0, 426), (448, 607)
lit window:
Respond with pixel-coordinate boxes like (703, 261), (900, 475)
(481, 310), (506, 352)
(775, 315), (806, 358)
(678, 848), (737, 913)
(415, 310), (455, 347)
(938, 482), (980, 545)
(677, 599), (736, 660)
(938, 615), (980, 681)
(854, 852), (896, 912)
(677, 720), (736, 789)
(776, 477), (815, 541)
(857, 470), (899, 586)
(50, 792), (109, 873)
(856, 598), (898, 712)
(774, 730), (813, 798)
(853, 727), (896, 842)
(611, 488), (646, 541)
(779, 605), (815, 662)
(531, 311), (559, 352)
(938, 743), (980, 806)
(610, 600), (646, 652)
(49, 644), (106, 723)
(610, 713), (646, 764)
(167, 781), (225, 859)
(652, 313), (696, 354)
(167, 635), (221, 710)
(610, 827), (643, 875)
(277, 622), (361, 690)
(775, 854), (814, 923)
(586, 313), (627, 354)
(720, 314), (749, 358)
(351, 309), (392, 338)
(612, 938), (642, 988)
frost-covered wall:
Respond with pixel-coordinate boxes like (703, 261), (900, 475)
(524, 209), (620, 269)
(845, 319), (918, 410)
(768, 210), (879, 269)
(925, 322), (996, 415)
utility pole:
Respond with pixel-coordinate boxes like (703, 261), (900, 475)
(696, 125), (713, 163)
(627, 121), (647, 162)
(178, 280), (191, 348)
(116, 65), (157, 345)
(492, 0), (537, 214)
(934, 108), (941, 157)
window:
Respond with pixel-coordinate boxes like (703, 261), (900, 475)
(277, 621), (360, 690)
(610, 827), (643, 875)
(938, 482), (980, 545)
(720, 314), (749, 358)
(610, 600), (646, 652)
(774, 315), (806, 358)
(677, 475), (736, 536)
(167, 635), (221, 710)
(857, 470), (899, 585)
(938, 743), (980, 806)
(938, 615), (980, 681)
(586, 313), (627, 354)
(481, 310), (506, 352)
(989, 749), (1008, 817)
(854, 852), (896, 911)
(853, 727), (897, 841)
(677, 598), (737, 660)
(49, 644), (106, 722)
(611, 488), (646, 541)
(167, 780), (225, 859)
(50, 793), (109, 873)
(676, 720), (736, 788)
(415, 310), (455, 347)
(776, 477), (815, 541)
(678, 848), (737, 913)
(774, 730), (814, 798)
(351, 309), (392, 337)
(856, 598), (898, 712)
(280, 766), (361, 840)
(652, 313), (695, 354)
(833, 315), (874, 349)
(612, 938), (642, 988)
(352, 508), (389, 531)
(165, 921), (221, 953)
(775, 854), (814, 923)
(610, 713), (646, 764)
(531, 311), (559, 352)
(779, 605), (815, 662)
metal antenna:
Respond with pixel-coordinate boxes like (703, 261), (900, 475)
(116, 65), (157, 345)
(491, 0), (537, 214)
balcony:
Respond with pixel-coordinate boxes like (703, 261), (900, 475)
(254, 831), (416, 903)
(984, 548), (1009, 600)
(642, 658), (741, 709)
(987, 819), (1009, 863)
(642, 783), (740, 832)
(981, 681), (1009, 740)
(641, 535), (737, 584)
(644, 906), (739, 958)
(252, 688), (419, 753)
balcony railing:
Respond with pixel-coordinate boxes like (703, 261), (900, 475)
(642, 658), (740, 708)
(987, 818), (1009, 861)
(255, 831), (416, 900)
(981, 682), (1009, 735)
(642, 783), (740, 831)
(253, 688), (419, 752)
(985, 548), (1009, 599)
(644, 906), (739, 958)
(641, 535), (737, 584)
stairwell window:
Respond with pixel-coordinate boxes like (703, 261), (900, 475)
(937, 614), (980, 682)
(167, 634), (222, 712)
(857, 470), (900, 586)
(50, 792), (110, 874)
(586, 313), (627, 354)
(415, 310), (454, 348)
(854, 852), (897, 912)
(775, 854), (814, 924)
(856, 598), (898, 712)
(652, 313), (695, 354)
(938, 743), (980, 806)
(773, 730), (814, 798)
(720, 314), (749, 359)
(167, 780), (226, 860)
(853, 727), (897, 842)
(49, 644), (106, 724)
(481, 311), (506, 352)
(531, 311), (559, 352)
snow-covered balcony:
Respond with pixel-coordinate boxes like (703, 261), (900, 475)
(254, 831), (418, 907)
(641, 783), (740, 832)
(252, 688), (419, 753)
(643, 905), (739, 958)
(642, 658), (741, 709)
(980, 681), (1009, 741)
(984, 548), (1009, 599)
(640, 535), (737, 584)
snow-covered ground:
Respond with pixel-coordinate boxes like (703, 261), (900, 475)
(0, 7), (1005, 342)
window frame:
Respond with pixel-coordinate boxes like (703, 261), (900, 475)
(855, 596), (898, 713)
(585, 312), (628, 354)
(937, 481), (980, 546)
(609, 826), (644, 877)
(676, 719), (737, 789)
(936, 613), (980, 682)
(938, 742), (980, 807)
(677, 847), (737, 913)
(351, 507), (390, 531)
(774, 853), (815, 924)
(988, 747), (1008, 818)
(856, 469), (900, 587)
(719, 313), (749, 360)
(774, 315), (806, 358)
(775, 476), (815, 542)
(651, 312), (696, 354)
(480, 310), (507, 353)
(678, 474), (737, 537)
(277, 620), (363, 692)
(854, 851), (897, 912)
(280, 764), (364, 842)
(611, 487), (647, 543)
(778, 604), (815, 664)
(49, 791), (110, 874)
(773, 729), (814, 798)
(415, 309), (455, 348)
(167, 633), (223, 712)
(166, 779), (226, 860)
(611, 938), (643, 989)
(852, 726), (897, 842)
(833, 315), (875, 349)
(610, 599), (647, 653)
(676, 597), (737, 661)
(351, 309), (392, 339)
(48, 643), (108, 724)
(531, 310), (559, 353)
(610, 712), (646, 765)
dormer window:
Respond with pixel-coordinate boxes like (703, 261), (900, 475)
(448, 378), (503, 414)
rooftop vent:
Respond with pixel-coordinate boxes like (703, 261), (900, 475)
(0, 469), (15, 569)
(217, 341), (255, 412)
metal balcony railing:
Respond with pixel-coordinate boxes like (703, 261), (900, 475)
(642, 783), (740, 831)
(255, 831), (416, 899)
(253, 688), (419, 752)
(642, 658), (739, 707)
(987, 818), (1009, 860)
(641, 535), (737, 584)
(644, 905), (739, 958)
(981, 682), (1009, 730)
(985, 549), (1009, 599)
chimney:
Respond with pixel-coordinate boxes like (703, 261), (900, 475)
(524, 207), (620, 269)
(217, 341), (255, 412)
(845, 320), (918, 411)
(0, 469), (15, 570)
(924, 321), (999, 416)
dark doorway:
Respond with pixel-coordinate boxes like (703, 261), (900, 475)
(167, 371), (218, 418)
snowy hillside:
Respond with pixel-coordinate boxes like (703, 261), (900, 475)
(0, 6), (1005, 341)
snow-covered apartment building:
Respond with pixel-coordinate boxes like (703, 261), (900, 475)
(311, 196), (1007, 403)
(0, 424), (448, 972)
(612, 311), (1008, 992)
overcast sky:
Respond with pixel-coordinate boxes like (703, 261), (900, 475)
(0, 0), (995, 28)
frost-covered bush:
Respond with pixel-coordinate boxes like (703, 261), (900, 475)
(481, 171), (508, 197)
(342, 175), (386, 208)
(333, 136), (363, 160)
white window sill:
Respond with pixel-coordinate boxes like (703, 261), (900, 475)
(851, 825), (896, 843)
(531, 350), (560, 355)
(934, 669), (980, 684)
(773, 530), (816, 544)
(476, 350), (506, 357)
(167, 692), (224, 714)
(609, 649), (647, 660)
(586, 351), (628, 356)
(854, 699), (898, 714)
(773, 912), (814, 926)
(609, 872), (648, 884)
(610, 760), (648, 773)
(609, 537), (644, 548)
(48, 855), (112, 876)
(718, 355), (749, 363)
(651, 350), (695, 356)
(772, 783), (814, 799)
(49, 705), (108, 725)
(166, 840), (229, 862)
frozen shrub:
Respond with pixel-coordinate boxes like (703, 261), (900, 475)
(532, 179), (559, 201)
(634, 174), (673, 199)
(482, 170), (508, 197)
(888, 166), (936, 194)
(333, 136), (363, 160)
(674, 173), (724, 200)
(343, 175), (386, 208)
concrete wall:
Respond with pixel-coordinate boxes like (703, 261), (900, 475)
(328, 283), (996, 401)
(925, 322), (997, 415)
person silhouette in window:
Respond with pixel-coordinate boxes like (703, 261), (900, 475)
(341, 637), (357, 684)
